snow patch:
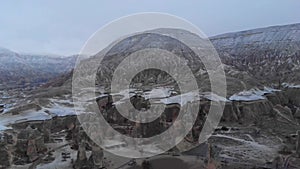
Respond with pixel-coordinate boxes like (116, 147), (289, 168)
(282, 83), (300, 88)
(229, 90), (266, 101)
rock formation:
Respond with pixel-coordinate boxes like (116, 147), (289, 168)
(297, 130), (300, 157)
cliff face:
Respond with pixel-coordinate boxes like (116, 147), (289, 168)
(211, 23), (300, 84)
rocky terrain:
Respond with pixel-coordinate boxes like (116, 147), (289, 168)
(0, 23), (300, 169)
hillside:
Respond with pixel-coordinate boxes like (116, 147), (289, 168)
(211, 23), (300, 85)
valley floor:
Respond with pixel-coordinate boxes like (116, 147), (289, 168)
(0, 85), (300, 169)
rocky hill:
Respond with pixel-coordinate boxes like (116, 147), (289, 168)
(71, 28), (259, 96)
(210, 23), (300, 85)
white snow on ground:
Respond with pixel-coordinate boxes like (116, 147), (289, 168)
(143, 87), (173, 99)
(47, 99), (76, 116)
(160, 91), (199, 106)
(263, 87), (281, 93)
(48, 97), (90, 116)
(0, 97), (78, 132)
(0, 86), (281, 132)
(229, 91), (265, 101)
(112, 87), (174, 105)
(229, 87), (282, 101)
(160, 90), (228, 105)
(0, 109), (51, 132)
(111, 88), (137, 105)
(0, 125), (12, 131)
(105, 143), (162, 158)
(201, 92), (228, 102)
(47, 106), (76, 117)
(159, 91), (228, 105)
(111, 88), (228, 106)
(282, 83), (300, 88)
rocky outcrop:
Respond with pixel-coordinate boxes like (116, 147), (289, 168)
(0, 147), (11, 169)
(297, 131), (300, 157)
(15, 126), (46, 163)
(265, 91), (288, 106)
(88, 145), (104, 168)
(74, 141), (88, 169)
(0, 132), (14, 169)
(295, 108), (300, 119)
(221, 86), (300, 126)
(284, 87), (300, 107)
(233, 100), (273, 124)
(273, 104), (298, 125)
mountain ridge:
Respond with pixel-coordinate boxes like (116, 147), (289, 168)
(210, 23), (300, 85)
(0, 47), (77, 88)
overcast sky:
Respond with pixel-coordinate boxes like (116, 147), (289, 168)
(0, 0), (299, 55)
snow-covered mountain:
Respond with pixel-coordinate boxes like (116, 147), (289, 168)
(210, 23), (300, 85)
(211, 23), (300, 57)
(0, 47), (76, 87)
